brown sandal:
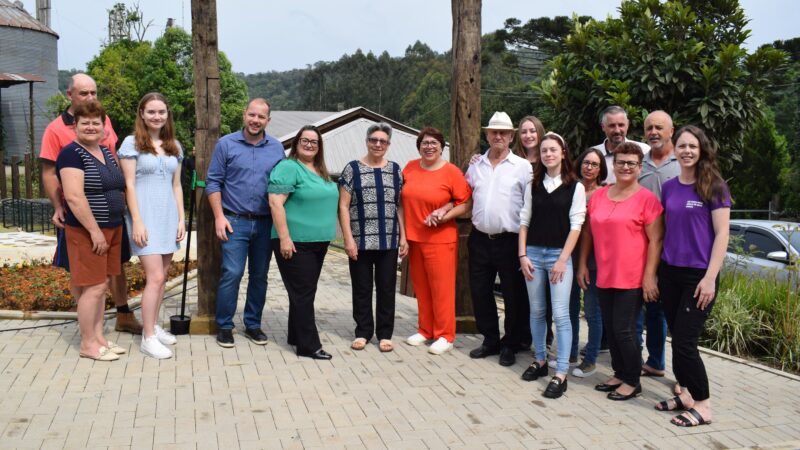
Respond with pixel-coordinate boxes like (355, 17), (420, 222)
(379, 339), (394, 352)
(351, 338), (367, 351)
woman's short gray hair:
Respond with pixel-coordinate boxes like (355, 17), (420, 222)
(366, 122), (393, 140)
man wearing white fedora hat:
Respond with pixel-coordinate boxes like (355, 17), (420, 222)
(465, 111), (533, 366)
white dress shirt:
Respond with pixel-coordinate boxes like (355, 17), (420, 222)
(465, 150), (532, 234)
(592, 138), (650, 184)
(520, 173), (586, 231)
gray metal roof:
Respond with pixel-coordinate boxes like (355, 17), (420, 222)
(0, 0), (57, 36)
(273, 107), (451, 176)
(320, 117), (450, 175)
(267, 110), (335, 139)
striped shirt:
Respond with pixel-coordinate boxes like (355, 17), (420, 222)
(56, 141), (126, 228)
(339, 160), (402, 250)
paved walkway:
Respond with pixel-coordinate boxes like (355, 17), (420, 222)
(1, 249), (799, 449)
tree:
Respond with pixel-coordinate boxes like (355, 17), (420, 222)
(537, 0), (786, 161)
(87, 40), (153, 139)
(86, 27), (248, 153)
(729, 113), (790, 209)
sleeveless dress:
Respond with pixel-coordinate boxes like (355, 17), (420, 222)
(118, 135), (183, 256)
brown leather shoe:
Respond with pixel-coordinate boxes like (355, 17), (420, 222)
(114, 312), (143, 334)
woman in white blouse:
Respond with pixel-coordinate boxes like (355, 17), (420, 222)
(518, 132), (586, 399)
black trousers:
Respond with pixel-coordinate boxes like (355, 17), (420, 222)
(468, 230), (530, 349)
(273, 240), (328, 354)
(598, 287), (643, 387)
(349, 249), (398, 341)
(659, 262), (717, 401)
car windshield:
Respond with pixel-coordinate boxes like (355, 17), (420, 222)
(777, 227), (800, 254)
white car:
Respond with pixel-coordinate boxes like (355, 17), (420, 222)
(725, 219), (800, 281)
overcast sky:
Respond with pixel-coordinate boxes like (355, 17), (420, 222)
(17, 0), (800, 74)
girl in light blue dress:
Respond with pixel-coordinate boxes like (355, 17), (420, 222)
(119, 92), (185, 359)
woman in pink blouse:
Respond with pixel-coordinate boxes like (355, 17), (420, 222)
(577, 142), (664, 401)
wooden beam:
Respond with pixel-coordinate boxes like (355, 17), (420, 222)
(450, 0), (481, 332)
(191, 0), (222, 334)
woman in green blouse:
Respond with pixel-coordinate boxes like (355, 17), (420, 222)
(268, 125), (339, 360)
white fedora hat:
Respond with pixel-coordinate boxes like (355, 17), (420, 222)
(482, 111), (515, 130)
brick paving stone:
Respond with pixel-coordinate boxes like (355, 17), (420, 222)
(1, 252), (799, 449)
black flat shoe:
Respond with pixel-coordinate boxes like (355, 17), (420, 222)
(594, 382), (622, 392)
(607, 384), (642, 401)
(469, 344), (501, 359)
(499, 347), (516, 366)
(543, 376), (568, 399)
(298, 349), (332, 360)
(521, 361), (547, 381)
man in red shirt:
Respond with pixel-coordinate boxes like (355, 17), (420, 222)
(40, 73), (142, 334)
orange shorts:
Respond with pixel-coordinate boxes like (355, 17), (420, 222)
(65, 225), (122, 286)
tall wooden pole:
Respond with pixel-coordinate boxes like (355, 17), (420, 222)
(191, 0), (222, 334)
(451, 0), (481, 332)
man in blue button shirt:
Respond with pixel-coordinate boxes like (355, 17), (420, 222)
(206, 98), (285, 348)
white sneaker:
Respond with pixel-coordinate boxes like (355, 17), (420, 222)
(428, 337), (453, 355)
(405, 333), (427, 346)
(141, 335), (173, 359)
(154, 325), (177, 345)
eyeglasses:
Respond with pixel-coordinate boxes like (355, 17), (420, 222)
(299, 138), (319, 147)
(367, 137), (390, 146)
(581, 160), (600, 169)
(420, 140), (440, 148)
(613, 160), (641, 169)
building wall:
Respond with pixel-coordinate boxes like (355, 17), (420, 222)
(0, 26), (58, 162)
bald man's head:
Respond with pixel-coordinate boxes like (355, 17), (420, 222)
(66, 73), (98, 111)
(644, 110), (675, 154)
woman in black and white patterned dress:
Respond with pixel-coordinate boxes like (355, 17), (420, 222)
(338, 122), (408, 353)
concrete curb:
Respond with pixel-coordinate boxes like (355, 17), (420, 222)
(0, 269), (197, 320)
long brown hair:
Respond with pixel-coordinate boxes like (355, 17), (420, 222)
(674, 125), (727, 204)
(289, 125), (331, 181)
(533, 132), (576, 191)
(513, 115), (545, 160)
(133, 92), (180, 157)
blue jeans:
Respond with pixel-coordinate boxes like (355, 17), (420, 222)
(571, 269), (602, 364)
(215, 214), (272, 330)
(636, 300), (667, 371)
(526, 246), (572, 375)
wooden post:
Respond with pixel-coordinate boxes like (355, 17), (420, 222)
(11, 156), (20, 200)
(190, 0), (222, 334)
(450, 0), (481, 333)
(0, 151), (6, 199)
(24, 153), (33, 199)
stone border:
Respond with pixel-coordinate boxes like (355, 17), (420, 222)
(0, 269), (197, 320)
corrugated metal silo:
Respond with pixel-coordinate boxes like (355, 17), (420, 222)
(0, 0), (58, 161)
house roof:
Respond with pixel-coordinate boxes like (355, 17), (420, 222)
(267, 110), (335, 139)
(0, 0), (58, 37)
(271, 106), (450, 175)
(0, 72), (45, 88)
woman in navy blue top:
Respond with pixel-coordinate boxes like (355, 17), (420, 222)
(56, 100), (126, 362)
(338, 122), (408, 353)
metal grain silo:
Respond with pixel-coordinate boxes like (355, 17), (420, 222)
(0, 0), (58, 161)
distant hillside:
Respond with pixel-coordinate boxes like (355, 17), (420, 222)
(237, 69), (306, 111)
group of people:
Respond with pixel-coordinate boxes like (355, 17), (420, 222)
(41, 73), (729, 429)
(463, 108), (729, 428)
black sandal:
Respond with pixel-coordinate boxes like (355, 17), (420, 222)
(671, 408), (712, 427)
(655, 396), (685, 412)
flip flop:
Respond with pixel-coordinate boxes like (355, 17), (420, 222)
(351, 338), (367, 351)
(671, 408), (712, 427)
(655, 396), (685, 412)
(379, 339), (394, 352)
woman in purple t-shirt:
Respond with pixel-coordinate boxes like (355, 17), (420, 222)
(655, 125), (730, 427)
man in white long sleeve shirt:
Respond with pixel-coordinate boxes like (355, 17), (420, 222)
(465, 112), (533, 367)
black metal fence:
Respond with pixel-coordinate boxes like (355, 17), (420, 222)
(0, 198), (54, 233)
